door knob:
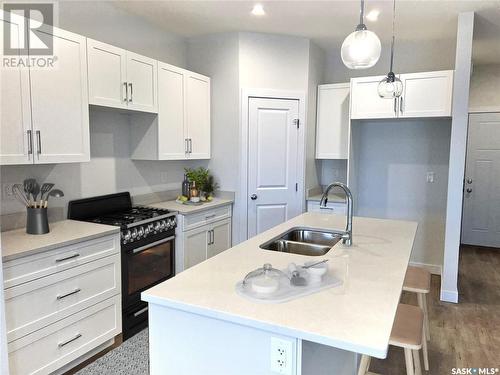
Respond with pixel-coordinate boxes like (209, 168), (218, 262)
(466, 188), (472, 193)
(250, 194), (258, 200)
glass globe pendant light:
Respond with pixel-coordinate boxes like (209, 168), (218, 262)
(341, 0), (381, 70)
(378, 0), (403, 98)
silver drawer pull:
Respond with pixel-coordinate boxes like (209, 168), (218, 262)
(133, 306), (148, 317)
(319, 206), (334, 211)
(58, 333), (82, 348)
(55, 253), (80, 263)
(57, 288), (81, 300)
(205, 214), (216, 219)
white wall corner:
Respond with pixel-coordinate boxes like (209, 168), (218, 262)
(441, 11), (475, 304)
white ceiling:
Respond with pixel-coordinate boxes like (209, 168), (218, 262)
(115, 0), (500, 65)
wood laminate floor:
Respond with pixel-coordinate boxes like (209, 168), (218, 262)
(370, 245), (500, 375)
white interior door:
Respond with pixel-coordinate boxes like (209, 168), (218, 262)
(247, 97), (301, 238)
(462, 113), (500, 248)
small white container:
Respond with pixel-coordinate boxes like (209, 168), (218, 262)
(304, 261), (328, 285)
(251, 276), (280, 294)
(190, 196), (200, 203)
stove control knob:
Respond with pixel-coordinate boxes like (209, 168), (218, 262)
(123, 230), (132, 242)
(148, 223), (154, 233)
(138, 227), (145, 237)
(154, 222), (161, 231)
(131, 228), (138, 239)
(160, 220), (167, 229)
(168, 218), (174, 228)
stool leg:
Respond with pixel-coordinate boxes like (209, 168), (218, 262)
(417, 293), (430, 342)
(412, 349), (422, 375)
(421, 326), (430, 371)
(404, 348), (415, 375)
(357, 354), (370, 375)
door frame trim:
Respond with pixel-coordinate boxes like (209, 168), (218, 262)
(237, 88), (307, 244)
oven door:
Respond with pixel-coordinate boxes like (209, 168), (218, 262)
(123, 235), (175, 308)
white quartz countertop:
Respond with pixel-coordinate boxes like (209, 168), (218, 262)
(149, 197), (233, 214)
(1, 220), (119, 262)
(142, 212), (417, 358)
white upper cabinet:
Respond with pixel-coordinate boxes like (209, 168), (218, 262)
(30, 27), (90, 164)
(350, 70), (454, 120)
(87, 39), (158, 113)
(131, 65), (211, 160)
(186, 73), (211, 159)
(399, 70), (454, 118)
(316, 83), (350, 159)
(87, 39), (127, 109)
(350, 75), (397, 120)
(0, 18), (32, 165)
(157, 63), (186, 159)
(1, 23), (90, 165)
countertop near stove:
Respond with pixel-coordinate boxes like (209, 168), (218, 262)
(1, 220), (120, 262)
(150, 197), (233, 215)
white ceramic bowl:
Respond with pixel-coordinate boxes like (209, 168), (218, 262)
(304, 261), (328, 284)
(251, 276), (279, 294)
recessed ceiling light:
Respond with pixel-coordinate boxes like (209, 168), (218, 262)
(366, 9), (380, 22)
(251, 4), (266, 16)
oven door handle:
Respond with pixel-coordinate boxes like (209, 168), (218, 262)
(131, 236), (175, 254)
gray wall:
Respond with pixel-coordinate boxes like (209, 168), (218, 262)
(0, 2), (206, 226)
(469, 64), (500, 109)
(351, 119), (451, 268)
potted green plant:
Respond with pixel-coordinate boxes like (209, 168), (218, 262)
(184, 167), (219, 201)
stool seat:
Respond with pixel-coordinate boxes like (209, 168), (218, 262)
(389, 304), (423, 350)
(403, 266), (431, 294)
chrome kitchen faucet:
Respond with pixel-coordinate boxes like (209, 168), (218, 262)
(319, 182), (353, 246)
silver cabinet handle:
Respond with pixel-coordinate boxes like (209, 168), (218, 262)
(188, 138), (192, 153)
(133, 306), (148, 317)
(58, 333), (82, 348)
(123, 82), (128, 102)
(207, 229), (214, 245)
(205, 214), (216, 220)
(128, 83), (133, 102)
(211, 229), (215, 245)
(27, 130), (33, 156)
(57, 288), (81, 300)
(55, 253), (80, 262)
(36, 130), (41, 156)
(400, 96), (404, 113)
(185, 138), (189, 154)
(250, 194), (258, 200)
(394, 98), (398, 115)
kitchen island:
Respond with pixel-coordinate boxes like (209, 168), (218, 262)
(142, 212), (418, 375)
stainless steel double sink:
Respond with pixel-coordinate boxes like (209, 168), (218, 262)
(260, 228), (343, 256)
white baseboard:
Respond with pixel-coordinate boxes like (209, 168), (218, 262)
(440, 289), (458, 303)
(409, 261), (442, 275)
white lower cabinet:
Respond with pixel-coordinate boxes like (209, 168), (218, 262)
(3, 233), (121, 375)
(176, 204), (232, 273)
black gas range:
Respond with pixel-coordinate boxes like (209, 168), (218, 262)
(68, 192), (176, 340)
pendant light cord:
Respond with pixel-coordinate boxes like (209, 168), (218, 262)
(389, 0), (397, 73)
(359, 0), (365, 26)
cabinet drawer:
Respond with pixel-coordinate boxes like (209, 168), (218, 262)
(5, 254), (120, 342)
(183, 205), (232, 231)
(3, 234), (120, 288)
(306, 201), (347, 214)
(8, 295), (121, 375)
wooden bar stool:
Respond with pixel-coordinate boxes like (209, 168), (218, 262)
(403, 266), (431, 370)
(357, 304), (425, 375)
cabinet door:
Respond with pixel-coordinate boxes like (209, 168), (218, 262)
(207, 219), (232, 259)
(158, 63), (188, 159)
(350, 76), (397, 120)
(0, 18), (32, 165)
(186, 73), (210, 159)
(316, 84), (350, 159)
(126, 51), (158, 113)
(29, 27), (90, 164)
(183, 226), (209, 270)
(400, 70), (454, 118)
(87, 39), (127, 109)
